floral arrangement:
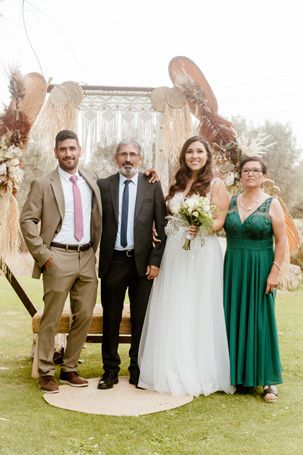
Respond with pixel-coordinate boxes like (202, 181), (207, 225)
(219, 132), (276, 189)
(0, 70), (32, 260)
(234, 132), (276, 159)
(0, 135), (24, 186)
(165, 194), (215, 250)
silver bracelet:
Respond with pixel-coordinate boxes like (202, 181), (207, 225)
(273, 261), (281, 271)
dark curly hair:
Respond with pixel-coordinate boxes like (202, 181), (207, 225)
(166, 136), (213, 201)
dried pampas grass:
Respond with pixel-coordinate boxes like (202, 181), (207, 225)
(0, 184), (21, 259)
(30, 100), (78, 166)
(29, 82), (83, 166)
(158, 101), (193, 194)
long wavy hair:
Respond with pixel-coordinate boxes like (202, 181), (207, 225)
(166, 136), (213, 201)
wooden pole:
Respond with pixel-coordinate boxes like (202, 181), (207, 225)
(0, 260), (37, 317)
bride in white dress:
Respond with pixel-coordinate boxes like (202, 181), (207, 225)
(138, 136), (234, 397)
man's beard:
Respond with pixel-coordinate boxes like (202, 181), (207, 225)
(119, 163), (137, 177)
(60, 158), (77, 172)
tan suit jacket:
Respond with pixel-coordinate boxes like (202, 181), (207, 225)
(20, 166), (102, 278)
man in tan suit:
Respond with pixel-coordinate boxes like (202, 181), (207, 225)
(20, 130), (102, 393)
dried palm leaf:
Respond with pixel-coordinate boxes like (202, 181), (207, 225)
(278, 197), (300, 253)
(19, 72), (47, 123)
(8, 69), (25, 112)
(168, 56), (239, 166)
(169, 56), (218, 114)
(263, 179), (299, 253)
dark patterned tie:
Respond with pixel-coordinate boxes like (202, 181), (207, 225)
(70, 175), (84, 241)
(120, 180), (131, 247)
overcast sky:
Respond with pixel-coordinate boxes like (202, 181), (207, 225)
(1, 0), (302, 149)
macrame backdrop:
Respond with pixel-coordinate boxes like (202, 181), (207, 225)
(18, 84), (194, 206)
(76, 87), (193, 193)
(77, 89), (158, 172)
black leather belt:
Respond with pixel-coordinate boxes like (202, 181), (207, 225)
(113, 249), (134, 257)
(50, 242), (92, 252)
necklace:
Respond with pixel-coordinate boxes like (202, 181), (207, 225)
(238, 194), (261, 211)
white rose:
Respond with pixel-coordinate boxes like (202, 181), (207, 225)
(186, 198), (196, 209)
(6, 158), (20, 167)
(0, 163), (7, 175)
(225, 172), (235, 187)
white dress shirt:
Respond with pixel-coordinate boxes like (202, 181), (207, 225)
(53, 167), (92, 245)
(115, 172), (138, 250)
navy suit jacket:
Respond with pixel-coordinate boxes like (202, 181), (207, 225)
(97, 172), (166, 278)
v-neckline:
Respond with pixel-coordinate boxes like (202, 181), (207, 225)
(236, 195), (271, 225)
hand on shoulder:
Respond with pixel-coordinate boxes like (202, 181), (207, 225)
(143, 168), (160, 184)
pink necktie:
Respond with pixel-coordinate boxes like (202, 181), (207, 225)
(70, 175), (84, 241)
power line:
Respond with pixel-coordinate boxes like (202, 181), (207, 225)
(24, 0), (89, 82)
(222, 106), (303, 118)
(242, 107), (303, 116)
(21, 0), (44, 75)
(221, 92), (303, 104)
(217, 70), (303, 92)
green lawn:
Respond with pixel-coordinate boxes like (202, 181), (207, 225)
(0, 276), (302, 455)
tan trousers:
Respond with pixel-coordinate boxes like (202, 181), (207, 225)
(38, 246), (97, 376)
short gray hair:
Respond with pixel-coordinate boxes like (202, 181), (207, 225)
(115, 139), (142, 156)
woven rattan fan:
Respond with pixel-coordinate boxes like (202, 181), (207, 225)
(62, 81), (83, 107)
(150, 86), (170, 112)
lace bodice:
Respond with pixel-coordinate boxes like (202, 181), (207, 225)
(167, 192), (185, 213)
(224, 195), (273, 241)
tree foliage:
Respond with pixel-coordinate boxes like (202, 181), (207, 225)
(231, 117), (303, 216)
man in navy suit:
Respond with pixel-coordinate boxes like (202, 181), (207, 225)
(97, 139), (166, 389)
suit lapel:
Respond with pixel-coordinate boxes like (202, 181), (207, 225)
(50, 168), (65, 220)
(79, 167), (102, 215)
(109, 173), (120, 223)
(135, 173), (146, 221)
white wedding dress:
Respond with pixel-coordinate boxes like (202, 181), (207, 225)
(138, 192), (234, 397)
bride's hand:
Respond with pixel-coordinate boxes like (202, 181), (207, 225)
(143, 168), (160, 183)
(188, 225), (198, 238)
(152, 226), (161, 247)
(146, 265), (160, 280)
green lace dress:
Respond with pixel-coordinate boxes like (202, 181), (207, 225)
(223, 195), (282, 387)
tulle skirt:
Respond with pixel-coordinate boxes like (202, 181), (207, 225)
(138, 234), (234, 396)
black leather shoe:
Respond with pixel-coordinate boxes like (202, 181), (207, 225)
(129, 377), (145, 390)
(97, 374), (119, 390)
(129, 376), (140, 387)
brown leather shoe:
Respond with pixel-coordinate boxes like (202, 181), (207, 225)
(59, 371), (88, 387)
(39, 375), (59, 394)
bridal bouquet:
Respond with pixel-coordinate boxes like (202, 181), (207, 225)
(166, 194), (215, 250)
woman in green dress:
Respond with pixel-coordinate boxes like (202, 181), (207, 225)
(223, 157), (287, 403)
